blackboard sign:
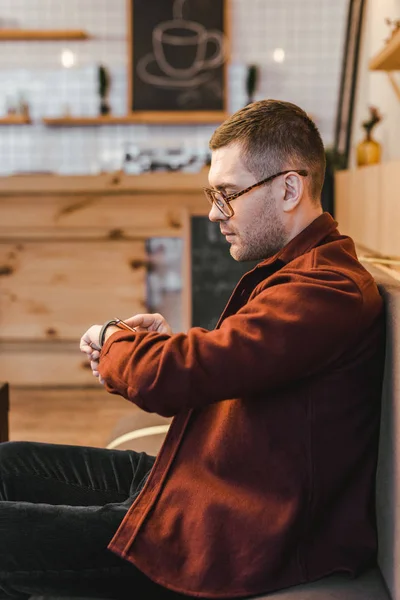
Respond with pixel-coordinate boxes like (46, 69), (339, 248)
(128, 0), (228, 116)
(191, 217), (259, 330)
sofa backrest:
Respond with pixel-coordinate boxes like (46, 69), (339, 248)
(363, 262), (400, 600)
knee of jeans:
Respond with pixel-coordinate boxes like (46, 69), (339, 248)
(0, 442), (36, 501)
(0, 441), (32, 470)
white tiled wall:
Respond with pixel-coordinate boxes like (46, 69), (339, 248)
(0, 0), (348, 175)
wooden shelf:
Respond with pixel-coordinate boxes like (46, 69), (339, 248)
(369, 27), (400, 70)
(42, 112), (228, 126)
(0, 29), (89, 41)
(0, 115), (31, 125)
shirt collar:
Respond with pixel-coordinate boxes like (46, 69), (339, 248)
(257, 212), (339, 269)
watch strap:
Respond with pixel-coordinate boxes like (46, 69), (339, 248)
(99, 319), (120, 348)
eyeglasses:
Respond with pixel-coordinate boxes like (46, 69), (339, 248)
(203, 169), (308, 218)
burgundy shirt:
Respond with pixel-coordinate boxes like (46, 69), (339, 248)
(99, 213), (385, 598)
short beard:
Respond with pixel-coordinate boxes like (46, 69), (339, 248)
(229, 194), (287, 262)
(230, 233), (285, 261)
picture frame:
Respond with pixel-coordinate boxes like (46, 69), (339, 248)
(127, 0), (230, 123)
(333, 0), (367, 167)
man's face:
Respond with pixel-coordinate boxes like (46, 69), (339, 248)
(208, 142), (287, 261)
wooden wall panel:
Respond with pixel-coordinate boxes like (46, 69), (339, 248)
(335, 161), (399, 257)
(360, 165), (382, 252)
(346, 169), (364, 246)
(0, 196), (186, 232)
(349, 165), (381, 251)
(381, 161), (400, 258)
(335, 170), (351, 234)
(0, 240), (147, 340)
(0, 342), (103, 387)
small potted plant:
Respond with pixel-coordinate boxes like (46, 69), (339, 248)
(245, 65), (259, 105)
(356, 106), (383, 166)
(98, 64), (111, 116)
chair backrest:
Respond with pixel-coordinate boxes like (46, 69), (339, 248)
(0, 382), (9, 443)
(363, 263), (400, 600)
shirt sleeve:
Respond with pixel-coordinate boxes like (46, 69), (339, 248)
(98, 268), (368, 417)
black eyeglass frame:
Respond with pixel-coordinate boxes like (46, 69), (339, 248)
(203, 169), (309, 218)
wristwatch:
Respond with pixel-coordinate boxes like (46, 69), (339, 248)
(99, 318), (136, 348)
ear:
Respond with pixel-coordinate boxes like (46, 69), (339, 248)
(282, 173), (303, 213)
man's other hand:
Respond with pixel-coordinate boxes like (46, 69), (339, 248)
(79, 325), (105, 385)
(123, 313), (173, 335)
(80, 325), (102, 355)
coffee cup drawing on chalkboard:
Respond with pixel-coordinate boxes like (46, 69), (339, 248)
(137, 0), (225, 90)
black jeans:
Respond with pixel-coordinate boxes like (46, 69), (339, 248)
(0, 440), (185, 599)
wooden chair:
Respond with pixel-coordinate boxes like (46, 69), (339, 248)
(0, 382), (9, 443)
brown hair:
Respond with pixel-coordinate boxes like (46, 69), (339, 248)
(209, 99), (326, 202)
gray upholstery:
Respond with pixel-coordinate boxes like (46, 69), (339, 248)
(254, 568), (389, 599)
(367, 264), (400, 600)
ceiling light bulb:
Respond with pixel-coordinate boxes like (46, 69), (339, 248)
(61, 49), (75, 68)
(273, 48), (285, 63)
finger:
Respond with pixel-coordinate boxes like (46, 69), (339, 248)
(124, 314), (155, 328)
(80, 341), (93, 355)
(89, 342), (101, 351)
(80, 339), (99, 355)
(79, 326), (102, 353)
(79, 332), (92, 351)
(93, 370), (99, 377)
(99, 376), (105, 385)
(123, 315), (144, 327)
(91, 350), (100, 360)
(91, 360), (99, 371)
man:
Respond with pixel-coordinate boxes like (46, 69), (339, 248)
(0, 100), (385, 599)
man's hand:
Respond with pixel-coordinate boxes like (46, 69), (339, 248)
(80, 325), (102, 355)
(123, 313), (173, 335)
(80, 325), (105, 384)
(79, 314), (172, 386)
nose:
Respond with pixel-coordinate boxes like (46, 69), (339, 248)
(208, 202), (228, 223)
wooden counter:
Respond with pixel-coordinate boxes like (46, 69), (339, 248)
(0, 172), (210, 386)
(0, 171), (210, 195)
